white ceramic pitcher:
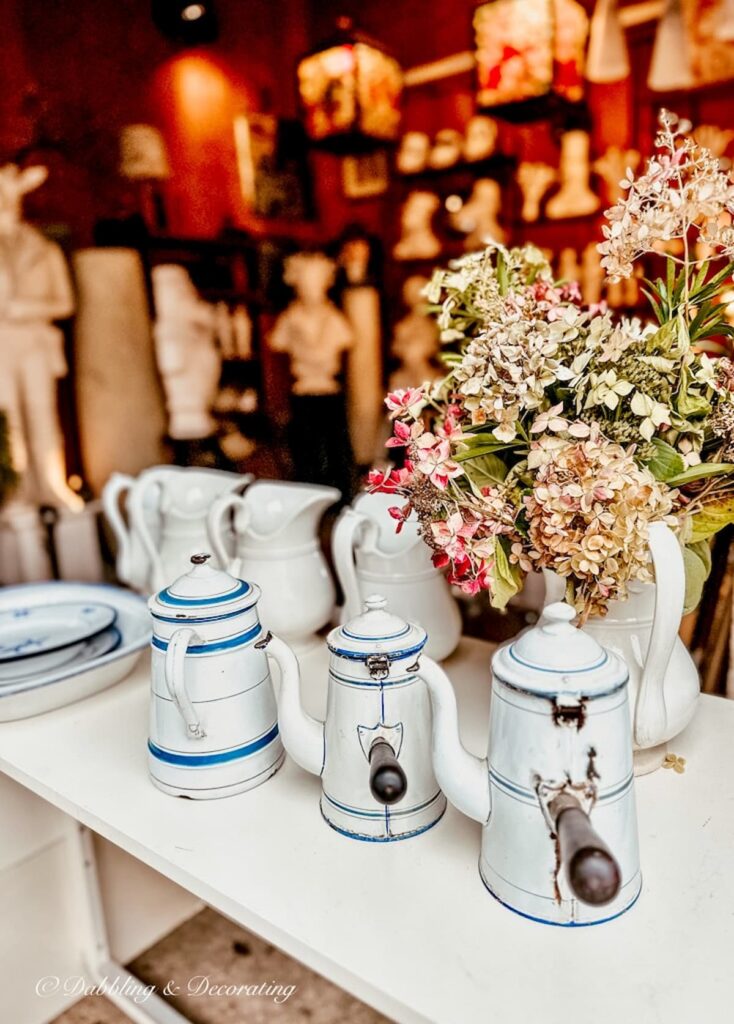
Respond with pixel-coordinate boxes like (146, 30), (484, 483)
(543, 521), (699, 774)
(207, 480), (339, 651)
(332, 491), (461, 661)
(103, 469), (163, 591)
(128, 467), (251, 593)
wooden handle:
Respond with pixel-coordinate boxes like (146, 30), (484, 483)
(550, 793), (621, 906)
(369, 740), (407, 806)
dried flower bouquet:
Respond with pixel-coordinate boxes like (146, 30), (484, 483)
(371, 111), (734, 620)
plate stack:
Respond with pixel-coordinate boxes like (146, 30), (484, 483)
(0, 583), (151, 721)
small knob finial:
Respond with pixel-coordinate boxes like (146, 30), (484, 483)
(190, 552), (211, 565)
(364, 594), (387, 612)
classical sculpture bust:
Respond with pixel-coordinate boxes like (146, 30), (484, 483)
(0, 164), (79, 510)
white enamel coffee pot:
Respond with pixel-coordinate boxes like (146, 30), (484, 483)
(260, 595), (446, 841)
(129, 467), (251, 593)
(332, 491), (461, 661)
(422, 603), (641, 925)
(207, 480), (339, 651)
(147, 553), (284, 798)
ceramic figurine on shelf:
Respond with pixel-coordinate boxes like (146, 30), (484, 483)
(389, 275), (442, 391)
(393, 192), (441, 261)
(0, 164), (79, 511)
(581, 242), (605, 306)
(396, 131), (431, 175)
(463, 116), (499, 163)
(148, 553), (284, 799)
(452, 179), (507, 250)
(260, 594), (447, 841)
(428, 129), (464, 170)
(152, 265), (221, 451)
(593, 147), (641, 204)
(517, 162), (556, 222)
(422, 604), (641, 925)
(269, 251), (354, 495)
(546, 132), (600, 220)
(558, 247), (582, 286)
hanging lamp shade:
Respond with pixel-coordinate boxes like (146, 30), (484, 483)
(296, 17), (403, 153)
(715, 0), (734, 42)
(586, 0), (630, 83)
(647, 0), (694, 91)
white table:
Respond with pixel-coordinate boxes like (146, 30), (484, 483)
(0, 638), (732, 1024)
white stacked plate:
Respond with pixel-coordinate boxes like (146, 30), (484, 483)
(0, 583), (151, 721)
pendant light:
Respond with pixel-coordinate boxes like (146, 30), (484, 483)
(647, 0), (694, 92)
(586, 0), (630, 83)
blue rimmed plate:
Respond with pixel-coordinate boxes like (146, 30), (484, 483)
(0, 602), (116, 663)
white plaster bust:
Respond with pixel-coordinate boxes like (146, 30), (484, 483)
(269, 253), (353, 396)
(452, 179), (507, 250)
(517, 162), (557, 222)
(389, 275), (441, 391)
(593, 147), (641, 204)
(546, 131), (600, 220)
(394, 192), (441, 261)
(396, 132), (431, 175)
(0, 164), (80, 510)
(464, 116), (499, 162)
(428, 129), (463, 170)
(152, 264), (221, 440)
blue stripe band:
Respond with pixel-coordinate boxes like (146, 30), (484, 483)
(326, 640), (426, 662)
(151, 605), (257, 625)
(148, 723), (279, 766)
(157, 580), (251, 607)
(152, 622), (261, 654)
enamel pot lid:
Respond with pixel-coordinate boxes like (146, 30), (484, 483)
(148, 553), (260, 621)
(327, 594), (426, 663)
(492, 602), (628, 698)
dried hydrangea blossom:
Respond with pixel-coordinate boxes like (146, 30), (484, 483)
(518, 427), (678, 619)
(599, 109), (734, 282)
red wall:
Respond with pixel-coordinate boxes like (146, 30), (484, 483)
(1, 0), (309, 241)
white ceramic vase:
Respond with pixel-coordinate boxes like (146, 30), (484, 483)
(543, 522), (700, 774)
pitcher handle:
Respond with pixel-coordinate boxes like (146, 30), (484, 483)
(332, 509), (371, 619)
(207, 492), (248, 573)
(164, 628), (206, 739)
(634, 521), (683, 749)
(129, 476), (165, 592)
(102, 473), (133, 584)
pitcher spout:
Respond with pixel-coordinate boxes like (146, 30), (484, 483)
(420, 656), (490, 825)
(244, 481), (340, 545)
(256, 632), (324, 776)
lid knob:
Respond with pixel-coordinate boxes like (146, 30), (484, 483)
(540, 602), (577, 636)
(190, 552), (211, 565)
(364, 594), (387, 612)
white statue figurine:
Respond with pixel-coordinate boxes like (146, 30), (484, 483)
(464, 116), (499, 163)
(394, 192), (441, 261)
(269, 253), (353, 396)
(428, 129), (463, 170)
(389, 275), (441, 391)
(152, 264), (221, 440)
(546, 131), (601, 220)
(452, 179), (507, 250)
(593, 147), (641, 204)
(396, 132), (431, 175)
(581, 243), (605, 307)
(0, 164), (80, 511)
(558, 247), (582, 285)
(517, 162), (556, 222)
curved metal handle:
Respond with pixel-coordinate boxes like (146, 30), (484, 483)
(102, 473), (133, 583)
(332, 508), (369, 619)
(164, 628), (206, 739)
(369, 740), (407, 805)
(550, 792), (621, 907)
(207, 492), (248, 573)
(128, 476), (165, 592)
(634, 522), (683, 748)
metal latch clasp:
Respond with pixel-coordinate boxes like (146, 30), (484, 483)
(366, 653), (390, 680)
